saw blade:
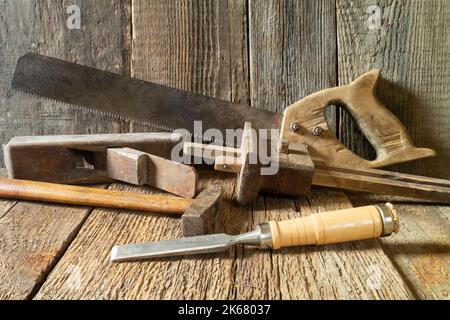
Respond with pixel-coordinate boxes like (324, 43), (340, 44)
(11, 53), (282, 142)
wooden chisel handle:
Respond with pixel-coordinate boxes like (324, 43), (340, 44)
(0, 178), (191, 214)
(268, 204), (399, 249)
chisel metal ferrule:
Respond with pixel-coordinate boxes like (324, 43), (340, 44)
(375, 203), (400, 237)
(255, 223), (273, 248)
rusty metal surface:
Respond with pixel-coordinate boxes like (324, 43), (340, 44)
(11, 53), (282, 142)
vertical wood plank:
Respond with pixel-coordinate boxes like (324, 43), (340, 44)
(32, 0), (251, 299)
(236, 0), (413, 299)
(248, 0), (337, 112)
(0, 0), (132, 166)
(0, 0), (131, 299)
(131, 0), (249, 104)
(130, 0), (250, 297)
(337, 0), (450, 178)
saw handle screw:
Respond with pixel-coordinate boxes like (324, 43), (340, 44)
(312, 126), (323, 136)
(290, 122), (301, 132)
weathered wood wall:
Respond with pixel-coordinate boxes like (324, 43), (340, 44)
(0, 0), (448, 179)
(0, 0), (448, 301)
(336, 0), (450, 178)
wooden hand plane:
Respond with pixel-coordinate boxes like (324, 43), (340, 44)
(3, 133), (197, 198)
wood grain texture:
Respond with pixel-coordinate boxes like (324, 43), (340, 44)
(32, 0), (252, 299)
(106, 147), (198, 198)
(0, 172), (17, 220)
(32, 171), (413, 299)
(0, 167), (104, 299)
(0, 0), (131, 300)
(347, 192), (450, 299)
(34, 171), (241, 299)
(0, 0), (445, 300)
(34, 1), (412, 299)
(4, 132), (181, 184)
(233, 190), (413, 299)
(131, 0), (249, 104)
(248, 0), (336, 113)
(312, 163), (450, 204)
(0, 0), (132, 167)
(234, 1), (411, 299)
(336, 0), (450, 178)
(0, 177), (193, 215)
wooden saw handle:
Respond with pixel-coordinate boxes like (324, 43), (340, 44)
(269, 204), (399, 250)
(280, 70), (435, 168)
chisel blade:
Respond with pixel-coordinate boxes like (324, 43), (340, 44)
(11, 53), (282, 142)
(110, 234), (234, 262)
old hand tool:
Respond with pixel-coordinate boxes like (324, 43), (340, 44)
(11, 53), (435, 169)
(110, 203), (399, 262)
(185, 123), (450, 204)
(0, 178), (222, 236)
(3, 133), (197, 198)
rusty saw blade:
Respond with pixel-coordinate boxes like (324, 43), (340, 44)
(11, 53), (281, 142)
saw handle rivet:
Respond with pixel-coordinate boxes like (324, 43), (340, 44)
(312, 126), (323, 136)
(290, 122), (301, 132)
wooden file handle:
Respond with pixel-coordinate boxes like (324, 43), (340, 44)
(0, 178), (192, 214)
(268, 204), (399, 250)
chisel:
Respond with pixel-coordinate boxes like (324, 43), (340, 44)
(111, 203), (399, 262)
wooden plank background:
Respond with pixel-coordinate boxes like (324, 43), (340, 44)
(0, 0), (448, 300)
(1, 0), (449, 179)
(336, 0), (450, 178)
(30, 0), (413, 300)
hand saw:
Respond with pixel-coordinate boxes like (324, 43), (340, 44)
(11, 53), (435, 169)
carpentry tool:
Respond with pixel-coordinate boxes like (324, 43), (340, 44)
(185, 122), (315, 204)
(3, 133), (197, 198)
(0, 178), (222, 236)
(185, 123), (450, 204)
(110, 203), (399, 262)
(11, 53), (435, 170)
(11, 54), (450, 204)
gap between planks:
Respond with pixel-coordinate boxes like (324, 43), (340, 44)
(25, 205), (99, 300)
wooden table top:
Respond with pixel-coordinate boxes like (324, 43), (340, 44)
(0, 169), (448, 300)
